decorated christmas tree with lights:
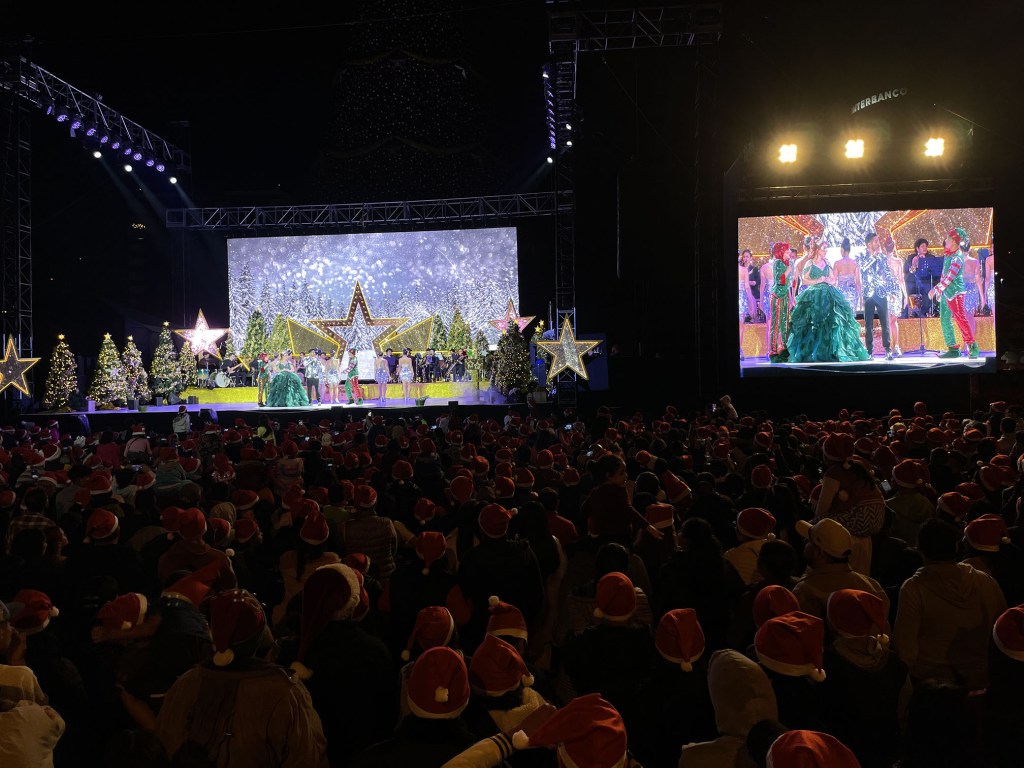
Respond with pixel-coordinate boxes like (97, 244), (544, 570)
(222, 330), (238, 360)
(493, 324), (534, 399)
(429, 313), (449, 351)
(268, 313), (290, 354)
(43, 334), (78, 411)
(448, 307), (472, 353)
(88, 334), (128, 408)
(179, 340), (199, 389)
(122, 335), (152, 404)
(240, 308), (269, 362)
(469, 330), (490, 377)
(151, 323), (184, 401)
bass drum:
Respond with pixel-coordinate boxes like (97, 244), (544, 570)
(214, 372), (232, 388)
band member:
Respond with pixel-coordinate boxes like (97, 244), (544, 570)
(423, 347), (436, 383)
(344, 348), (364, 405)
(768, 241), (792, 363)
(929, 227), (979, 359)
(907, 238), (932, 316)
(374, 351), (390, 404)
(384, 348), (398, 383)
(303, 349), (324, 405)
(860, 232), (892, 360)
(255, 353), (270, 407)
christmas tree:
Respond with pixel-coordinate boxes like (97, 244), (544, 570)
(222, 330), (238, 360)
(122, 335), (152, 403)
(88, 334), (128, 408)
(448, 307), (472, 353)
(240, 308), (268, 362)
(151, 323), (184, 401)
(268, 313), (290, 354)
(493, 325), (534, 399)
(468, 330), (490, 376)
(43, 334), (78, 410)
(179, 340), (199, 388)
(429, 313), (449, 351)
(531, 320), (548, 356)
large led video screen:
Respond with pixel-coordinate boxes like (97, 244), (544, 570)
(737, 207), (995, 377)
(227, 228), (520, 371)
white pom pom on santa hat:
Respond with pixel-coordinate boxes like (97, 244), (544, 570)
(435, 686), (449, 703)
(512, 730), (531, 750)
(489, 595), (500, 607)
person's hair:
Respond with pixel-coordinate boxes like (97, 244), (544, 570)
(538, 487), (559, 512)
(756, 539), (797, 583)
(634, 471), (660, 496)
(22, 487), (48, 513)
(865, 232), (877, 244)
(68, 464), (92, 481)
(594, 542), (631, 579)
(917, 518), (960, 562)
(11, 527), (46, 560)
(100, 430), (115, 444)
(914, 237), (929, 249)
(592, 454), (625, 483)
(680, 516), (722, 560)
(740, 248), (752, 259)
(999, 417), (1016, 434)
(841, 236), (851, 253)
(745, 720), (790, 768)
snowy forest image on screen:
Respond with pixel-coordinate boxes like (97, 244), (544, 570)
(227, 228), (520, 346)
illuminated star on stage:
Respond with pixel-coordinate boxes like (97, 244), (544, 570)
(489, 300), (535, 333)
(0, 338), (41, 395)
(310, 281), (409, 355)
(536, 318), (600, 381)
(174, 309), (228, 358)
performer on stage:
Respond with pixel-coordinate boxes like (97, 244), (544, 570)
(980, 247), (995, 315)
(884, 236), (908, 357)
(786, 237), (870, 363)
(759, 257), (774, 325)
(860, 232), (893, 360)
(324, 352), (341, 404)
(344, 348), (364, 405)
(961, 247), (981, 348)
(255, 352), (270, 407)
(374, 351), (390, 404)
(907, 238), (932, 317)
(739, 250), (756, 358)
(833, 237), (861, 315)
(792, 236), (814, 297)
(303, 349), (324, 405)
(767, 241), (793, 363)
(398, 348), (415, 401)
(929, 227), (979, 359)
(266, 351), (310, 407)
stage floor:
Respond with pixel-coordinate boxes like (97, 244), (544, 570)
(740, 349), (996, 377)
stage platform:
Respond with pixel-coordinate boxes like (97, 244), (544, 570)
(182, 379), (490, 405)
(741, 349), (997, 377)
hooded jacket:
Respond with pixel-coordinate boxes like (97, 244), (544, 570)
(679, 650), (777, 768)
(893, 561), (1006, 689)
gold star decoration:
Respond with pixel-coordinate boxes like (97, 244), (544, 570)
(489, 299), (535, 333)
(536, 318), (600, 381)
(310, 282), (409, 355)
(174, 309), (229, 358)
(0, 338), (41, 395)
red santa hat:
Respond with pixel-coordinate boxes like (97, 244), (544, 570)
(208, 517), (235, 556)
(353, 484), (377, 509)
(392, 460), (414, 481)
(645, 502), (675, 531)
(511, 693), (628, 768)
(766, 730), (861, 768)
(753, 585), (801, 628)
(179, 507), (208, 541)
(415, 531), (448, 575)
(84, 508), (119, 543)
(290, 564), (363, 679)
(7, 589), (59, 635)
(405, 646), (470, 720)
(210, 589), (266, 667)
(750, 464), (774, 490)
(232, 489), (259, 512)
(469, 633), (534, 695)
(993, 605), (1024, 662)
(0, 489), (16, 508)
(446, 475), (476, 506)
(594, 572), (637, 622)
(891, 459), (923, 489)
(494, 476), (516, 500)
(98, 593), (148, 631)
(479, 503), (516, 538)
(514, 467), (535, 489)
(234, 518), (261, 545)
(413, 497), (439, 526)
(755, 611), (826, 682)
(826, 589), (890, 649)
(299, 509), (331, 546)
(162, 558), (228, 607)
(655, 608), (705, 672)
(281, 484), (305, 510)
(561, 467), (581, 487)
(86, 473), (112, 495)
(306, 486), (329, 507)
(661, 470), (691, 503)
(487, 597), (528, 641)
(401, 605), (457, 662)
(978, 464), (1004, 492)
(737, 507), (776, 541)
(821, 433), (854, 463)
(964, 514), (1011, 552)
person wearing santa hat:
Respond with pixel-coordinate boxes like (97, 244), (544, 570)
(0, 598), (48, 705)
(960, 513), (1024, 607)
(724, 507), (778, 586)
(338, 484), (399, 582)
(582, 454), (663, 546)
(726, 540), (801, 652)
(156, 589), (328, 767)
(272, 504), (341, 628)
(754, 611), (829, 732)
(983, 604), (1024, 766)
(764, 729), (861, 768)
(893, 518), (1006, 690)
(69, 506), (150, 597)
(929, 226), (980, 359)
(887, 459), (934, 547)
(157, 507), (237, 593)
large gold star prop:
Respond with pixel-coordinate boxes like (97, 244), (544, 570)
(174, 309), (228, 358)
(536, 318), (600, 381)
(310, 282), (409, 355)
(489, 300), (535, 333)
(0, 338), (41, 395)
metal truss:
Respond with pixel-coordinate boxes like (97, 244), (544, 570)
(550, 4), (723, 51)
(165, 192), (571, 230)
(0, 56), (191, 173)
(737, 177), (994, 203)
(0, 58), (34, 400)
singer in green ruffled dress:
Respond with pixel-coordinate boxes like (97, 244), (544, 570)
(787, 242), (870, 363)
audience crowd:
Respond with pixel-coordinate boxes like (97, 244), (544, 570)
(2, 396), (1024, 767)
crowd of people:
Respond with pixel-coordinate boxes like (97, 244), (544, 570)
(1, 395), (1024, 767)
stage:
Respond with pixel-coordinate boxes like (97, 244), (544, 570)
(741, 348), (996, 377)
(177, 379), (493, 406)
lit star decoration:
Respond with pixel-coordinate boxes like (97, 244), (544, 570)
(174, 309), (228, 358)
(0, 338), (41, 395)
(536, 318), (600, 381)
(310, 282), (409, 355)
(489, 300), (535, 333)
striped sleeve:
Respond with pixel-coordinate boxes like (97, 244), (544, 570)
(936, 259), (962, 292)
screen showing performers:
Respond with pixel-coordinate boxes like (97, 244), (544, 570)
(736, 207), (995, 378)
(226, 227), (520, 353)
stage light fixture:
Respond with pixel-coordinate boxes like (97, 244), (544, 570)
(924, 137), (945, 157)
(55, 110), (69, 123)
(169, 176), (178, 184)
(92, 151), (102, 159)
(110, 137), (121, 150)
(124, 164), (133, 172)
(70, 117), (83, 131)
(541, 64), (550, 80)
(45, 103), (55, 116)
(565, 123), (572, 130)
(85, 126), (97, 137)
(778, 144), (798, 163)
(155, 163), (166, 173)
(132, 151), (143, 161)
(844, 139), (864, 159)
(546, 156), (554, 164)
(145, 158), (156, 167)
(566, 140), (573, 147)
(123, 146), (133, 156)
(98, 134), (110, 144)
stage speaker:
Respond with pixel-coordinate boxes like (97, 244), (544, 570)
(447, 400), (458, 408)
(126, 398), (138, 410)
(187, 396), (199, 405)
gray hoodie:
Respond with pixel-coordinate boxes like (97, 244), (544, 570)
(679, 650), (777, 768)
(893, 561), (1006, 690)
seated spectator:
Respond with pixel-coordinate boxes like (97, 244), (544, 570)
(754, 611), (827, 731)
(724, 506), (778, 586)
(985, 604), (1024, 767)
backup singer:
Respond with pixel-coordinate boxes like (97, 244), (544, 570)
(767, 242), (793, 363)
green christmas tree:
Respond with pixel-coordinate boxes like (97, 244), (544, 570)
(429, 313), (449, 350)
(268, 313), (290, 354)
(179, 340), (199, 388)
(468, 330), (490, 375)
(448, 307), (472, 353)
(43, 334), (78, 410)
(122, 335), (152, 403)
(222, 330), (238, 359)
(151, 323), (184, 401)
(88, 333), (128, 408)
(240, 308), (269, 362)
(493, 325), (534, 398)
(531, 320), (548, 357)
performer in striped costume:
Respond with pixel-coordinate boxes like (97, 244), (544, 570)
(929, 227), (979, 359)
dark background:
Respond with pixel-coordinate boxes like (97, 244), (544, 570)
(5, 0), (1024, 416)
